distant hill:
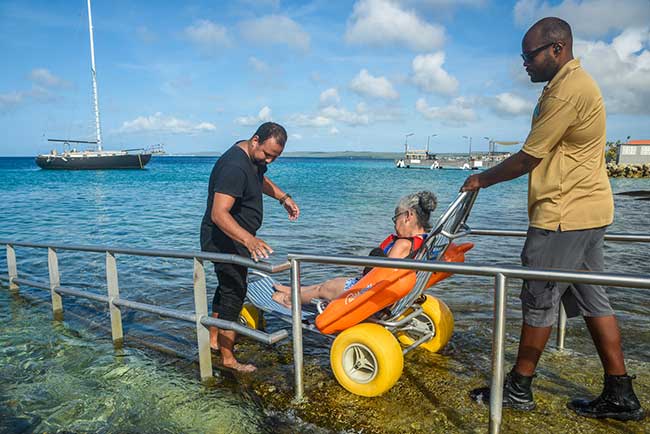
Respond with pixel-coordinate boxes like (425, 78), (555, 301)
(165, 151), (402, 159)
(282, 151), (402, 159)
(163, 150), (481, 159)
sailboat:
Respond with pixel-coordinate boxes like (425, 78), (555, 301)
(35, 0), (159, 170)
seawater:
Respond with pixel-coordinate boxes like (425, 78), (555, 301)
(1, 156), (649, 433)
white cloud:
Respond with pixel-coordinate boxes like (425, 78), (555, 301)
(0, 92), (24, 111)
(345, 0), (445, 51)
(248, 57), (270, 73)
(184, 20), (230, 54)
(321, 105), (370, 126)
(349, 69), (399, 100)
(411, 52), (458, 95)
(239, 15), (310, 51)
(289, 113), (332, 127)
(29, 68), (68, 87)
(320, 88), (340, 106)
(0, 85), (58, 111)
(289, 103), (371, 129)
(235, 106), (273, 126)
(330, 127), (340, 135)
(401, 0), (486, 7)
(490, 92), (534, 117)
(119, 113), (216, 134)
(575, 27), (650, 114)
(291, 133), (303, 140)
(416, 96), (476, 126)
(514, 0), (650, 38)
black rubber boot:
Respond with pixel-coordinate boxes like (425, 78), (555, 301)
(568, 373), (645, 421)
(470, 370), (536, 411)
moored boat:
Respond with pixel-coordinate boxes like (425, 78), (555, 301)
(35, 0), (158, 170)
(35, 145), (153, 170)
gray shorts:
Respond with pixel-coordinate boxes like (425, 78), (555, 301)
(520, 226), (614, 327)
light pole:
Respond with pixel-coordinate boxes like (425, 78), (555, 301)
(462, 135), (472, 159)
(404, 132), (414, 154)
(427, 134), (437, 154)
(484, 136), (492, 156)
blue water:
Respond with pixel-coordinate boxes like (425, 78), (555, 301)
(1, 156), (649, 432)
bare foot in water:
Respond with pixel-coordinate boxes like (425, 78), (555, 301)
(273, 283), (291, 293)
(272, 291), (292, 308)
(221, 360), (257, 373)
(209, 314), (219, 351)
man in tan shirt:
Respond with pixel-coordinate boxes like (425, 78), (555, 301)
(462, 17), (643, 421)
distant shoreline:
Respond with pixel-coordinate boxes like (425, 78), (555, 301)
(1, 151), (472, 159)
(162, 151), (404, 159)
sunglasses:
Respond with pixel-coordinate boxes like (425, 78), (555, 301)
(391, 211), (408, 224)
(521, 42), (557, 63)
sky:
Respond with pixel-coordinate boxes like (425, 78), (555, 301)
(1, 0), (649, 156)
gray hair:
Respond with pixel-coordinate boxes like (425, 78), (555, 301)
(395, 191), (438, 230)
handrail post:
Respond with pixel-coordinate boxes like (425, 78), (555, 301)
(7, 244), (18, 290)
(556, 303), (567, 350)
(106, 252), (124, 345)
(193, 257), (213, 381)
(489, 273), (508, 434)
(291, 258), (304, 402)
(47, 247), (63, 314)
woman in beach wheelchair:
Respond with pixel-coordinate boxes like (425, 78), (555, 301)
(243, 191), (476, 397)
(271, 190), (438, 307)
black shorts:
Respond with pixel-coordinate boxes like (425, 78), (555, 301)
(520, 226), (614, 327)
(212, 262), (248, 322)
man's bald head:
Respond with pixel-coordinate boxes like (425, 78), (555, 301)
(524, 17), (573, 49)
(522, 17), (574, 83)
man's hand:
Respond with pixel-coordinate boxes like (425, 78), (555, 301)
(461, 174), (482, 192)
(283, 196), (300, 221)
(244, 236), (273, 262)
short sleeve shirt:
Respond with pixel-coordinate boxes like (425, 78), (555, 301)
(200, 143), (267, 254)
(522, 59), (613, 231)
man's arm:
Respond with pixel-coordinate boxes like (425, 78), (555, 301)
(263, 176), (300, 221)
(461, 150), (541, 191)
(211, 192), (272, 261)
(262, 176), (284, 199)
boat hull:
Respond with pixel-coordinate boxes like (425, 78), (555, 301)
(35, 153), (152, 170)
(395, 158), (482, 170)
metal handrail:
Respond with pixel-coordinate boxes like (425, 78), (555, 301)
(1, 240), (291, 387)
(470, 228), (650, 243)
(3, 233), (650, 434)
(467, 228), (650, 351)
(0, 239), (291, 273)
(286, 232), (650, 434)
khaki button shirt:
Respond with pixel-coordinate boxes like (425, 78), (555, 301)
(522, 59), (613, 231)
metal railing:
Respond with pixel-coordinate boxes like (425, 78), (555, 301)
(286, 230), (650, 434)
(3, 232), (650, 434)
(469, 228), (650, 351)
(0, 240), (291, 382)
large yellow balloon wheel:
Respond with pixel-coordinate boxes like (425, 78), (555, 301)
(330, 323), (404, 397)
(239, 303), (265, 331)
(396, 294), (454, 353)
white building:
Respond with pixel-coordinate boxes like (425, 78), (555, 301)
(617, 140), (650, 165)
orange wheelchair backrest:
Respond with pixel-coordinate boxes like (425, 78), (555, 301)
(315, 242), (474, 334)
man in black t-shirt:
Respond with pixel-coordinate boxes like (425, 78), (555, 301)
(200, 122), (299, 372)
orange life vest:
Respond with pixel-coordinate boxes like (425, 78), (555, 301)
(378, 233), (427, 257)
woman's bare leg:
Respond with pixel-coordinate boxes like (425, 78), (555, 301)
(272, 277), (352, 307)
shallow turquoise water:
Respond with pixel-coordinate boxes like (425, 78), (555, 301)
(1, 156), (649, 432)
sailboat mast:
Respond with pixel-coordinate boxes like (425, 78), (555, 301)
(87, 0), (103, 151)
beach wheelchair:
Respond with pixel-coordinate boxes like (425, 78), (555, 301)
(242, 191), (478, 397)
